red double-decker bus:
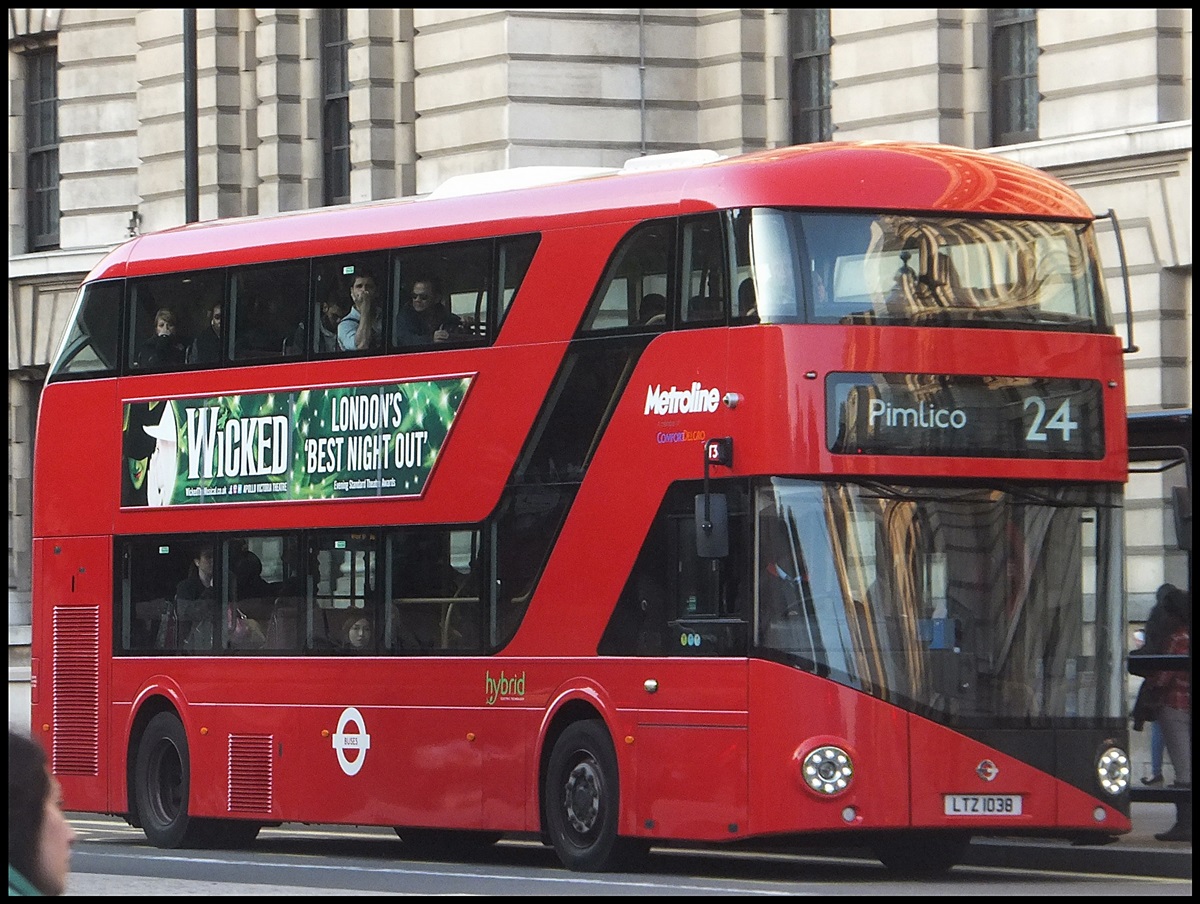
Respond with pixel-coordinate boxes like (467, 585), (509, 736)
(33, 141), (1134, 874)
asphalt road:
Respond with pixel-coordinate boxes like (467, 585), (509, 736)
(60, 800), (1190, 895)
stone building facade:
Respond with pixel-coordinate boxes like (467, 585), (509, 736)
(7, 9), (1192, 730)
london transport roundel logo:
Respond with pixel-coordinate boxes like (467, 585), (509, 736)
(333, 706), (371, 776)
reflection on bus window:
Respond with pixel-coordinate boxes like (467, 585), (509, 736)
(754, 478), (1123, 727)
(225, 534), (304, 652)
(117, 527), (508, 658)
(749, 210), (1109, 331)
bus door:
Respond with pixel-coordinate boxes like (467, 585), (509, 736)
(625, 481), (752, 841)
(33, 535), (113, 812)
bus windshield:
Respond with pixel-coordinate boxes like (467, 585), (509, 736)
(750, 210), (1110, 331)
(756, 479), (1125, 726)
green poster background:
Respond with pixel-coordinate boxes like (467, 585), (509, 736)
(121, 377), (471, 507)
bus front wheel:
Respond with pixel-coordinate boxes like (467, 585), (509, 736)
(545, 720), (646, 872)
(133, 712), (211, 848)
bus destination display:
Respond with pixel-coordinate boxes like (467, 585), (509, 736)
(827, 372), (1104, 459)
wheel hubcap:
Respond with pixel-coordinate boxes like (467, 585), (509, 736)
(563, 757), (601, 835)
(150, 741), (184, 825)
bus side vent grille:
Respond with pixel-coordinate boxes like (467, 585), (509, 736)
(227, 734), (274, 814)
(51, 606), (101, 775)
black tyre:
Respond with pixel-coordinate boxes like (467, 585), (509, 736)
(870, 830), (970, 876)
(545, 720), (643, 872)
(133, 712), (210, 848)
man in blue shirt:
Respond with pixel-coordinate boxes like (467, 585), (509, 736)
(337, 270), (382, 351)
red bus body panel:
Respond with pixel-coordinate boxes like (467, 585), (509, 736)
(32, 142), (1131, 848)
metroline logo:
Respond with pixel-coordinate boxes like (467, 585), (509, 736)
(644, 382), (721, 416)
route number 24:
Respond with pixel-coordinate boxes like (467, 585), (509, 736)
(1024, 396), (1079, 442)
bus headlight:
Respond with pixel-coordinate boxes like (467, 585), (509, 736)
(1097, 746), (1130, 795)
(802, 745), (854, 796)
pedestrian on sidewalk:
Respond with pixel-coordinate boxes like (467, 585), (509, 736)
(1141, 722), (1166, 785)
(1133, 593), (1174, 784)
(8, 730), (77, 895)
(1134, 584), (1191, 842)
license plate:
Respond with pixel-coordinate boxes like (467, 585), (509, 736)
(943, 794), (1022, 816)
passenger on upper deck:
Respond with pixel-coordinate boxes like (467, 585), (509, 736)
(137, 307), (187, 367)
(337, 268), (384, 351)
(293, 291), (350, 354)
(737, 279), (757, 318)
(395, 276), (467, 346)
(638, 292), (667, 326)
(187, 302), (222, 365)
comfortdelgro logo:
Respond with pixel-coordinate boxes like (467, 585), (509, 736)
(485, 670), (526, 705)
(644, 382), (721, 416)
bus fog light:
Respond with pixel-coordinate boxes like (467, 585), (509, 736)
(1093, 807), (1107, 822)
(802, 745), (854, 796)
(841, 806), (857, 823)
(1097, 747), (1129, 796)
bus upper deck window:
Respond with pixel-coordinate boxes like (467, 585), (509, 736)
(49, 280), (123, 379)
(128, 271), (225, 373)
(747, 208), (801, 322)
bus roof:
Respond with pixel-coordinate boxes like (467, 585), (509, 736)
(84, 141), (1096, 283)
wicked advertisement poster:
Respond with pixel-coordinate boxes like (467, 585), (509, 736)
(121, 378), (471, 507)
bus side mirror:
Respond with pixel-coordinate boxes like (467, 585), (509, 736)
(696, 437), (733, 558)
(695, 493), (729, 558)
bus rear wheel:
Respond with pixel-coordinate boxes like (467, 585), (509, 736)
(133, 712), (262, 850)
(870, 830), (971, 876)
(134, 712), (210, 848)
(545, 720), (646, 872)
